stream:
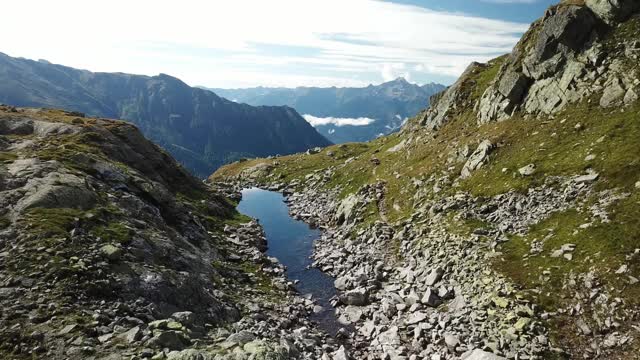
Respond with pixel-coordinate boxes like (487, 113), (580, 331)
(237, 188), (341, 335)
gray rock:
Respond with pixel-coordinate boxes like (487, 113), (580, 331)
(0, 117), (34, 135)
(14, 172), (97, 214)
(98, 333), (113, 344)
(376, 326), (401, 346)
(616, 265), (628, 274)
(577, 318), (592, 335)
(224, 330), (255, 346)
(334, 276), (349, 291)
(421, 288), (442, 307)
(100, 244), (123, 261)
(406, 311), (428, 325)
(420, 62), (486, 129)
(461, 349), (506, 360)
(600, 78), (626, 107)
(334, 194), (361, 225)
(461, 141), (494, 179)
(171, 312), (195, 327)
(624, 87), (638, 105)
(147, 331), (187, 350)
(340, 289), (368, 306)
(58, 324), (77, 336)
(121, 326), (142, 344)
(498, 70), (530, 104)
(444, 333), (460, 349)
(166, 349), (214, 360)
(425, 267), (445, 286)
(332, 346), (349, 360)
(518, 164), (536, 176)
(586, 0), (640, 25)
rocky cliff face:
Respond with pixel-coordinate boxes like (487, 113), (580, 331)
(416, 0), (640, 130)
(0, 54), (331, 177)
(0, 106), (333, 359)
(213, 3), (640, 359)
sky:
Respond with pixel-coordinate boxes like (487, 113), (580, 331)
(0, 0), (557, 89)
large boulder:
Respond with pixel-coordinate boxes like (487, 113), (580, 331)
(0, 117), (34, 135)
(498, 70), (531, 104)
(334, 194), (361, 225)
(461, 141), (495, 179)
(339, 289), (369, 306)
(242, 340), (289, 360)
(14, 171), (97, 215)
(586, 0), (640, 25)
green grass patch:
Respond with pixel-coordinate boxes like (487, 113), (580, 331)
(460, 100), (640, 196)
(22, 208), (84, 238)
(0, 151), (17, 162)
(91, 222), (132, 244)
(0, 216), (10, 230)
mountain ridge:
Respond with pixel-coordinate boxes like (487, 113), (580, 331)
(0, 52), (331, 177)
(208, 78), (446, 143)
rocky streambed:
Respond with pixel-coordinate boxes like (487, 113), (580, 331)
(215, 178), (542, 360)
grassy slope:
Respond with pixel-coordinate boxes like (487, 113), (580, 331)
(213, 15), (640, 356)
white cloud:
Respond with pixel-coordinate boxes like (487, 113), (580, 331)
(381, 63), (411, 82)
(0, 0), (529, 88)
(303, 115), (376, 127)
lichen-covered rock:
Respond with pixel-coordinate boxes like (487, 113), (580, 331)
(461, 140), (495, 179)
(477, 3), (639, 123)
(334, 193), (361, 225)
(586, 0), (640, 25)
(419, 62), (486, 130)
(166, 349), (215, 360)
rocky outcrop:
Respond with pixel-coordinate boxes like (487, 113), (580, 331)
(475, 3), (640, 123)
(418, 62), (488, 130)
(587, 0), (640, 24)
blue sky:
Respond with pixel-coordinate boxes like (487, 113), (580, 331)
(1, 0), (557, 88)
(386, 0), (557, 23)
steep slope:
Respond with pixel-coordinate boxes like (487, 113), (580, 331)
(212, 2), (640, 359)
(0, 106), (331, 359)
(210, 78), (446, 144)
(0, 53), (331, 177)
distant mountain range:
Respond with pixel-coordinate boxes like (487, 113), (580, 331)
(209, 79), (446, 143)
(0, 52), (330, 177)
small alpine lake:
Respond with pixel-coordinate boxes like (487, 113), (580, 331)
(237, 187), (341, 334)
